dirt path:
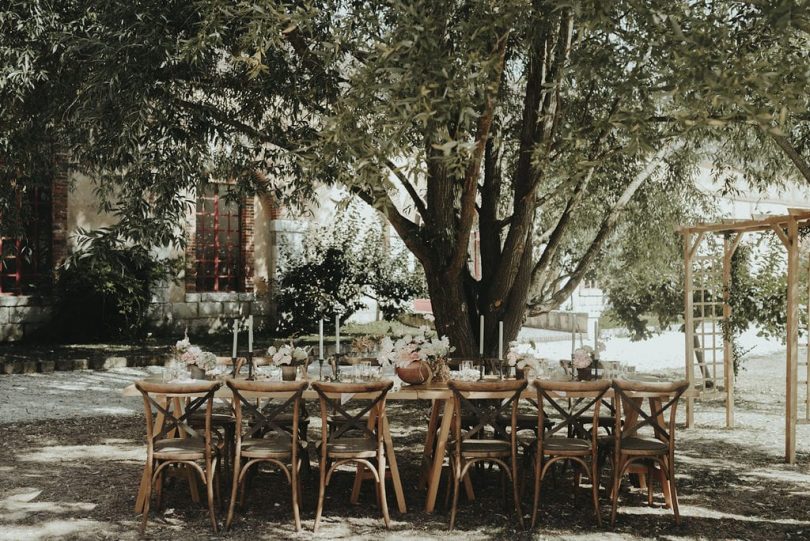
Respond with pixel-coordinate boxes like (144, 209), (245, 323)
(1, 352), (810, 540)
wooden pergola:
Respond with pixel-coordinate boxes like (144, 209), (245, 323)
(680, 209), (810, 464)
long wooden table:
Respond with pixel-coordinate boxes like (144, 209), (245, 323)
(122, 378), (668, 515)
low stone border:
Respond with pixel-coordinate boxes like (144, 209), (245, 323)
(0, 354), (168, 375)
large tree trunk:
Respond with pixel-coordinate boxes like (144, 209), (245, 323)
(426, 268), (477, 356)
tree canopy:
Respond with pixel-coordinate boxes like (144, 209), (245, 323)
(1, 1), (808, 353)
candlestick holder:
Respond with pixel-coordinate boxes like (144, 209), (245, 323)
(318, 358), (324, 381)
(478, 354), (485, 381)
(231, 355), (239, 378)
(247, 351), (255, 381)
(498, 358), (504, 380)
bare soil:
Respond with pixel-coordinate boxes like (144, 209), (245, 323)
(1, 352), (810, 540)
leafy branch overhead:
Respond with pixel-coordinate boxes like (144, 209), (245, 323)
(1, 1), (807, 353)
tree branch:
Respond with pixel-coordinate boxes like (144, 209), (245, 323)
(383, 159), (427, 219)
(447, 30), (510, 276)
(529, 141), (685, 314)
(767, 132), (810, 182)
(350, 186), (429, 264)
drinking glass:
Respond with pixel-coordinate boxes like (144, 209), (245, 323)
(460, 360), (474, 380)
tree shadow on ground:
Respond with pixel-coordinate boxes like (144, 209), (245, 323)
(2, 403), (810, 540)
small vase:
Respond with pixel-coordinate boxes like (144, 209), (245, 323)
(190, 365), (206, 380)
(396, 361), (431, 385)
(576, 367), (594, 381)
(281, 365), (297, 381)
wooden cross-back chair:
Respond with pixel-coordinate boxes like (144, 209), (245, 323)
(446, 380), (527, 530)
(531, 379), (611, 528)
(610, 379), (689, 526)
(311, 380), (394, 532)
(135, 380), (222, 534)
(225, 379), (308, 532)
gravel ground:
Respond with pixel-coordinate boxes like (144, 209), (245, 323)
(2, 351), (810, 540)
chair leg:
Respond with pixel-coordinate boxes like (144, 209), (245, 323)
(591, 461), (602, 527)
(531, 459), (543, 529)
(665, 457), (681, 526)
(351, 463), (365, 504)
(610, 456), (624, 526)
(647, 464), (654, 506)
(378, 456), (391, 529)
(154, 468), (164, 512)
(313, 460), (327, 532)
(511, 459), (524, 529)
(206, 463), (218, 533)
(291, 466), (302, 532)
(225, 459), (242, 530)
(139, 461), (153, 534)
(449, 462), (462, 530)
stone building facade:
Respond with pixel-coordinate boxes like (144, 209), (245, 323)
(0, 161), (302, 341)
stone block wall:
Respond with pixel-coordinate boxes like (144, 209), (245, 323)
(0, 296), (52, 342)
(146, 291), (271, 335)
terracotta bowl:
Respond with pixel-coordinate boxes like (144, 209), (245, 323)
(396, 361), (432, 385)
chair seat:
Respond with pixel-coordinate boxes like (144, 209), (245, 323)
(577, 415), (618, 428)
(543, 437), (592, 453)
(460, 439), (512, 457)
(497, 413), (552, 431)
(188, 412), (237, 426)
(241, 437), (292, 459)
(621, 436), (668, 454)
(154, 437), (207, 459)
(326, 437), (377, 458)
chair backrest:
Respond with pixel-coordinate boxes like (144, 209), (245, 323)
(447, 380), (527, 451)
(533, 379), (611, 449)
(226, 379), (308, 445)
(612, 379), (689, 454)
(135, 380), (222, 453)
(311, 381), (393, 446)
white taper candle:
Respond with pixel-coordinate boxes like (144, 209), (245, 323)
(335, 314), (340, 355)
(232, 319), (238, 358)
(479, 315), (484, 356)
(248, 315), (253, 353)
(319, 318), (324, 358)
(498, 321), (503, 360)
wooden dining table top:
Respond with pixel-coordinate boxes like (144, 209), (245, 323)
(121, 374), (674, 400)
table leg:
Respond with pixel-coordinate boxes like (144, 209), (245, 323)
(382, 413), (407, 513)
(426, 399), (454, 513)
(419, 399), (442, 490)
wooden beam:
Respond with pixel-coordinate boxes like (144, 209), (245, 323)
(786, 218), (800, 464)
(680, 210), (810, 236)
(771, 223), (791, 249)
(688, 232), (705, 261)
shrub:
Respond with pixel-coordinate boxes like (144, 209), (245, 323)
(274, 209), (426, 335)
(52, 230), (174, 341)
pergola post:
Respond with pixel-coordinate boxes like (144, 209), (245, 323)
(684, 231), (695, 428)
(722, 234), (742, 428)
(785, 218), (800, 464)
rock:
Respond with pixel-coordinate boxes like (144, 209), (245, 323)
(102, 356), (128, 370)
(55, 359), (73, 371)
(71, 358), (89, 370)
(21, 360), (37, 374)
(38, 360), (56, 373)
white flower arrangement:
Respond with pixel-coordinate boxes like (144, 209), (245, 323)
(376, 327), (454, 368)
(174, 336), (218, 371)
(573, 346), (594, 369)
(506, 341), (544, 374)
(267, 343), (310, 366)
